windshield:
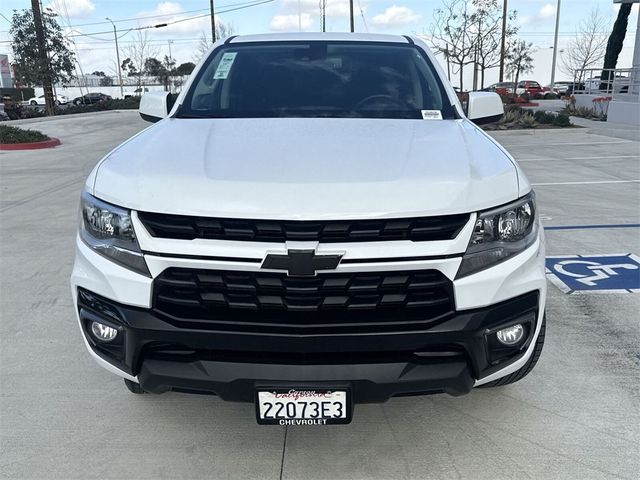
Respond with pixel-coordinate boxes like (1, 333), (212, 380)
(178, 41), (456, 120)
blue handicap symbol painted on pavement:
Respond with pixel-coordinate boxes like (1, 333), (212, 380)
(545, 254), (640, 294)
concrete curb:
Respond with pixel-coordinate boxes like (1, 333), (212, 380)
(0, 137), (61, 150)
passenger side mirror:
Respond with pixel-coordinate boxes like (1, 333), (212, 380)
(466, 92), (504, 125)
(139, 92), (170, 123)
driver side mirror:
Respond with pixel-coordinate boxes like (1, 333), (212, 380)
(139, 92), (171, 123)
(466, 92), (504, 125)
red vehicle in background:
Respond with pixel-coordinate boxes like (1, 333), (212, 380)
(515, 80), (544, 98)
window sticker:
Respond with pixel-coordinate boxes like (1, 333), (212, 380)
(421, 110), (443, 120)
(213, 52), (238, 80)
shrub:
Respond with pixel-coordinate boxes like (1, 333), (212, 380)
(560, 105), (603, 120)
(498, 109), (521, 125)
(0, 125), (50, 143)
(505, 105), (526, 114)
(552, 114), (571, 127)
(518, 112), (537, 128)
(55, 96), (142, 116)
(534, 110), (555, 124)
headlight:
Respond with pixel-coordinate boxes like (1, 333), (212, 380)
(457, 192), (538, 278)
(79, 192), (150, 276)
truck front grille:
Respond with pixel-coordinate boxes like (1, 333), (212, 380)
(137, 212), (469, 243)
(153, 268), (455, 335)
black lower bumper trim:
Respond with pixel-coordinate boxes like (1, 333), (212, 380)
(138, 357), (474, 402)
(77, 288), (540, 403)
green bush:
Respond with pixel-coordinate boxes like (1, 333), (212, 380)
(0, 125), (50, 144)
(518, 112), (537, 128)
(553, 114), (572, 127)
(55, 96), (142, 116)
(560, 105), (603, 121)
(534, 110), (555, 124)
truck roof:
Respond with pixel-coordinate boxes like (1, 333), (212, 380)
(228, 32), (412, 44)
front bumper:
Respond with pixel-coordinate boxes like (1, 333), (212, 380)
(71, 224), (547, 400)
(75, 286), (540, 402)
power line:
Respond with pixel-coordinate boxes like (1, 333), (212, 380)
(43, 0), (262, 28)
(61, 0), (274, 39)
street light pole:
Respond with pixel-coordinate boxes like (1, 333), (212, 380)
(550, 0), (561, 87)
(105, 17), (124, 99)
(349, 0), (355, 32)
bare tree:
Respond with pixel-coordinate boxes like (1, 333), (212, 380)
(429, 0), (475, 91)
(193, 22), (235, 62)
(506, 40), (535, 89)
(122, 31), (159, 88)
(471, 0), (518, 89)
(560, 8), (608, 83)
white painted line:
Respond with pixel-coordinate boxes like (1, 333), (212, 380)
(517, 155), (639, 162)
(533, 180), (640, 186)
(501, 140), (634, 147)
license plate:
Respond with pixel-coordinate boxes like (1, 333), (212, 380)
(256, 389), (351, 425)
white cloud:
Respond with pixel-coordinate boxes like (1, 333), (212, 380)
(371, 5), (420, 28)
(46, 0), (95, 19)
(538, 3), (557, 20)
(520, 3), (557, 26)
(270, 13), (313, 31)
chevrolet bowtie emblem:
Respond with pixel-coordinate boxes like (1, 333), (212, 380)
(261, 249), (343, 276)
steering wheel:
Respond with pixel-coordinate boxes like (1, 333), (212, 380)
(355, 94), (407, 110)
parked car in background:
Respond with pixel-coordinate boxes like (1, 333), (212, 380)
(515, 81), (544, 98)
(584, 75), (629, 93)
(547, 81), (573, 96)
(27, 94), (69, 106)
(72, 92), (112, 105)
(482, 82), (515, 94)
(566, 82), (586, 95)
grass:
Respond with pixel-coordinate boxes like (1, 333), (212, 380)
(0, 125), (50, 144)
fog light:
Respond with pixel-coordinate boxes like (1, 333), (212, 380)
(90, 321), (118, 342)
(496, 324), (524, 346)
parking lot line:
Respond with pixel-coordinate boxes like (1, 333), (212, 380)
(518, 155), (639, 162)
(500, 140), (634, 147)
(532, 180), (640, 186)
(545, 224), (640, 231)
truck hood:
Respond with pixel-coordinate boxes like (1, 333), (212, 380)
(93, 117), (519, 219)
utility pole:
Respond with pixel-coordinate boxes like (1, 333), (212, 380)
(167, 40), (174, 93)
(210, 0), (216, 43)
(105, 18), (124, 99)
(31, 0), (55, 115)
(499, 0), (508, 82)
(550, 0), (561, 87)
(349, 0), (354, 32)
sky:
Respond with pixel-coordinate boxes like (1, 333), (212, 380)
(0, 0), (638, 89)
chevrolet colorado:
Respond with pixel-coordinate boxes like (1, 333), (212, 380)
(71, 33), (546, 425)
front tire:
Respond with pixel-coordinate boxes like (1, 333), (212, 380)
(479, 315), (546, 388)
(124, 379), (145, 394)
(30, 100), (37, 106)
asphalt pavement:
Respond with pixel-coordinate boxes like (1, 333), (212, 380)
(1, 111), (639, 480)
